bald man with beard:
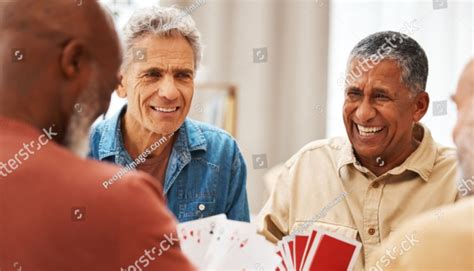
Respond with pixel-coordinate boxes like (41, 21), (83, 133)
(0, 1), (195, 270)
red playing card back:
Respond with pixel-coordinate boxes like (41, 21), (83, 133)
(306, 234), (358, 271)
(294, 235), (309, 271)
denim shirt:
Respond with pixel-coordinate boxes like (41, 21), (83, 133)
(88, 105), (250, 222)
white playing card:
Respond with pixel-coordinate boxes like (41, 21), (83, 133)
(205, 219), (257, 268)
(281, 235), (295, 270)
(177, 215), (279, 270)
(177, 214), (227, 267)
(215, 234), (280, 270)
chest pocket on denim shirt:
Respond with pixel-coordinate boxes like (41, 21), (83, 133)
(176, 157), (219, 221)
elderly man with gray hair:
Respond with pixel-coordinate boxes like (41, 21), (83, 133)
(258, 31), (459, 270)
(89, 6), (250, 222)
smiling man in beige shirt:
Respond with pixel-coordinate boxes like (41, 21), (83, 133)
(368, 59), (474, 271)
(257, 31), (459, 270)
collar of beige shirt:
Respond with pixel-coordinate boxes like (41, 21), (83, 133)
(335, 122), (435, 181)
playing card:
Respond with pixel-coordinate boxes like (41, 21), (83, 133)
(177, 215), (279, 270)
(281, 235), (295, 270)
(303, 231), (361, 271)
(300, 229), (319, 269)
(177, 214), (227, 267)
(204, 219), (257, 268)
(276, 250), (287, 271)
(293, 235), (309, 271)
(215, 234), (280, 270)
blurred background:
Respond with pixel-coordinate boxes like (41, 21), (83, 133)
(99, 0), (473, 217)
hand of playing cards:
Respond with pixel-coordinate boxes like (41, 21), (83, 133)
(275, 228), (362, 271)
(177, 214), (361, 271)
(177, 214), (281, 270)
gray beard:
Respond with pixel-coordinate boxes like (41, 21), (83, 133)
(64, 109), (92, 158)
(64, 74), (101, 158)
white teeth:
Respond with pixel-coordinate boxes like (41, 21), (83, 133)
(357, 124), (383, 135)
(152, 106), (177, 113)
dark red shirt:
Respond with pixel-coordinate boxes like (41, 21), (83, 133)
(0, 116), (196, 271)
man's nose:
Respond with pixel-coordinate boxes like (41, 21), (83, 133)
(355, 97), (376, 122)
(158, 75), (179, 100)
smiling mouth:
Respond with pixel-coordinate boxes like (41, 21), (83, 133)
(356, 124), (384, 137)
(150, 106), (179, 113)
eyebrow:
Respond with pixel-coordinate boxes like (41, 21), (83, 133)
(140, 67), (194, 76)
(372, 87), (391, 95)
(346, 86), (362, 92)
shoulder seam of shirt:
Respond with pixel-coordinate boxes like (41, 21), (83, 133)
(283, 137), (348, 169)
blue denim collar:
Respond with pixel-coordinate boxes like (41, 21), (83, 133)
(96, 104), (208, 193)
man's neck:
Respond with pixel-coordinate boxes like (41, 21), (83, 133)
(356, 127), (423, 177)
(121, 112), (176, 160)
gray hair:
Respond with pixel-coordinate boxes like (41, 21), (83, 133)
(348, 31), (428, 95)
(121, 6), (203, 71)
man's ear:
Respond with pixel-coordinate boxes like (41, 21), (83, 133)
(413, 91), (430, 122)
(60, 39), (87, 79)
(116, 73), (127, 98)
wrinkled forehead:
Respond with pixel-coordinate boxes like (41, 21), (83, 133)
(129, 34), (195, 71)
(346, 58), (403, 87)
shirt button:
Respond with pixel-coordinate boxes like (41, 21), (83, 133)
(368, 228), (376, 235)
(198, 204), (206, 211)
(330, 143), (341, 150)
(372, 182), (380, 188)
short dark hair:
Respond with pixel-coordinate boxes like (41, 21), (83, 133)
(349, 31), (429, 94)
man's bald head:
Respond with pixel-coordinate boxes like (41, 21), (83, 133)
(0, 0), (121, 151)
(452, 59), (474, 196)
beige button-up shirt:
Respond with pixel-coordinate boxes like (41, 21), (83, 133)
(369, 197), (474, 271)
(257, 123), (459, 270)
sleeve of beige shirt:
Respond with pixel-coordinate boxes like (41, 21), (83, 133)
(257, 164), (292, 243)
